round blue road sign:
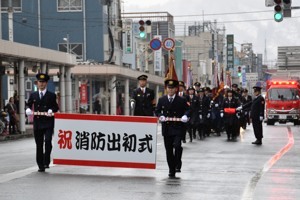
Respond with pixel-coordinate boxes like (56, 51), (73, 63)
(150, 39), (162, 51)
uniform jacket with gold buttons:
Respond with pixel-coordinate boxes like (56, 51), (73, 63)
(27, 91), (59, 130)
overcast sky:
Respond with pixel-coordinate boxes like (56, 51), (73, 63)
(123, 0), (300, 66)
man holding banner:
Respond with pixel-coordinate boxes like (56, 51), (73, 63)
(155, 79), (189, 178)
(26, 73), (59, 172)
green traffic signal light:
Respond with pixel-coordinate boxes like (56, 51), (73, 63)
(139, 31), (146, 38)
(274, 0), (283, 22)
(274, 12), (283, 22)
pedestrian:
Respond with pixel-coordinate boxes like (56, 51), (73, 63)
(197, 88), (211, 140)
(221, 89), (240, 141)
(155, 79), (189, 178)
(5, 97), (18, 135)
(186, 86), (198, 142)
(178, 81), (188, 143)
(240, 89), (252, 129)
(93, 97), (101, 114)
(26, 73), (59, 172)
(238, 85), (265, 145)
(130, 74), (155, 116)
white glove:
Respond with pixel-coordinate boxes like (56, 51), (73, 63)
(260, 116), (264, 121)
(26, 108), (33, 115)
(47, 109), (53, 116)
(215, 104), (219, 107)
(220, 113), (224, 118)
(130, 101), (135, 109)
(236, 113), (240, 119)
(236, 106), (242, 111)
(181, 115), (188, 123)
(207, 113), (210, 118)
(159, 116), (166, 122)
(199, 115), (202, 119)
(245, 112), (248, 115)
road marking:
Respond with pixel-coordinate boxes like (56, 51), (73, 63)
(0, 166), (37, 183)
(241, 126), (294, 200)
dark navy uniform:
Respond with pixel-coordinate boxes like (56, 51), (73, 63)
(155, 80), (189, 177)
(197, 89), (211, 140)
(221, 91), (240, 141)
(186, 87), (198, 141)
(27, 73), (59, 171)
(211, 92), (224, 136)
(131, 75), (155, 116)
(240, 89), (252, 129)
(250, 87), (265, 144)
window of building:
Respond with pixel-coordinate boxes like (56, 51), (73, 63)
(1, 0), (22, 12)
(57, 0), (82, 12)
(58, 43), (83, 61)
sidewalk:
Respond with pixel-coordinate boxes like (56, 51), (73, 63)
(0, 125), (34, 142)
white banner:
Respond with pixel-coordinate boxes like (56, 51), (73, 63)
(154, 35), (162, 72)
(53, 114), (158, 169)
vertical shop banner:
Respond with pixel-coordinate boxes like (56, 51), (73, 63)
(154, 35), (162, 72)
(53, 114), (158, 169)
(226, 35), (234, 71)
(80, 83), (88, 105)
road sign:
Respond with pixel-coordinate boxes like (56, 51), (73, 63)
(162, 38), (175, 51)
(150, 38), (162, 51)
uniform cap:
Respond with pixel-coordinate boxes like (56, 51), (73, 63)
(165, 79), (179, 88)
(137, 74), (148, 80)
(232, 83), (238, 88)
(253, 82), (262, 91)
(187, 86), (195, 91)
(36, 73), (50, 82)
(194, 82), (201, 87)
(197, 88), (204, 93)
(204, 87), (211, 92)
(179, 81), (185, 87)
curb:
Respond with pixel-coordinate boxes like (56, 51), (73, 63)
(0, 129), (34, 142)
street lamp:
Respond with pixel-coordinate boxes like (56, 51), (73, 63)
(63, 34), (70, 54)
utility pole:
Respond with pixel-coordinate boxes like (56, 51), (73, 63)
(0, 0), (2, 40)
(8, 0), (13, 41)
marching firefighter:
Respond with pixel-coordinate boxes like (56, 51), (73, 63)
(197, 88), (211, 140)
(221, 89), (240, 141)
(130, 74), (155, 116)
(178, 81), (188, 143)
(240, 89), (252, 129)
(204, 87), (212, 136)
(186, 86), (199, 142)
(237, 85), (265, 145)
(155, 79), (189, 178)
(211, 89), (224, 136)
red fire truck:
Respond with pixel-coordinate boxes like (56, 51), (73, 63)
(265, 79), (300, 126)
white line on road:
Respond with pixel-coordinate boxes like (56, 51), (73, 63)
(0, 166), (37, 184)
(241, 126), (294, 200)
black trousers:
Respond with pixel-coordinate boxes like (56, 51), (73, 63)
(34, 128), (53, 169)
(252, 119), (263, 140)
(163, 135), (183, 173)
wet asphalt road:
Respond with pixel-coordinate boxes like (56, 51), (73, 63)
(0, 123), (299, 200)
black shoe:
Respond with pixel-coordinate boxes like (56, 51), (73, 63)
(168, 173), (176, 178)
(252, 140), (262, 145)
(44, 165), (50, 169)
(38, 168), (45, 172)
(175, 169), (181, 173)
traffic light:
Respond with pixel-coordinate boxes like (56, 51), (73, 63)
(138, 20), (151, 39)
(237, 66), (242, 77)
(283, 0), (292, 17)
(274, 0), (283, 22)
